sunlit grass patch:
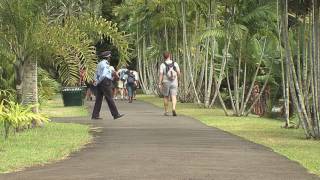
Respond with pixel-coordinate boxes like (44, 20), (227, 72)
(0, 122), (92, 173)
(40, 95), (88, 118)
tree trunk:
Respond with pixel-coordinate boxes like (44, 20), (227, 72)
(14, 59), (24, 103)
(281, 0), (312, 138)
(22, 59), (38, 113)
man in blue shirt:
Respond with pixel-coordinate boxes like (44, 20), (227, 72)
(92, 51), (124, 120)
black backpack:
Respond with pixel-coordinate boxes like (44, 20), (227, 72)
(127, 72), (135, 84)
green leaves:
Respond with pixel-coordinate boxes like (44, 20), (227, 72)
(36, 14), (129, 86)
(0, 98), (49, 139)
(75, 15), (130, 63)
(200, 28), (225, 42)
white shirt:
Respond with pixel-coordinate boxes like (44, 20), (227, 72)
(132, 70), (139, 81)
(160, 59), (180, 83)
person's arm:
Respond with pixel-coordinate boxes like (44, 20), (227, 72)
(112, 67), (119, 80)
(93, 63), (101, 86)
(159, 64), (164, 87)
(134, 72), (140, 88)
(175, 62), (181, 77)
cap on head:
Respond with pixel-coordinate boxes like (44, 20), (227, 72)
(100, 51), (112, 58)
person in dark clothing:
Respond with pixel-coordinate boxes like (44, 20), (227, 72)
(91, 51), (124, 120)
(126, 69), (137, 103)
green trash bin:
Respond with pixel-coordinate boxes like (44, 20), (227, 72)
(61, 87), (84, 106)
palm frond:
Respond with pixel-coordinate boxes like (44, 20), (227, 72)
(199, 28), (225, 42)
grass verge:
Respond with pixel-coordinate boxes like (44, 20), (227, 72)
(0, 94), (92, 173)
(0, 123), (91, 173)
(139, 94), (320, 176)
(40, 94), (88, 118)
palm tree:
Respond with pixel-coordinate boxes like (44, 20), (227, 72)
(0, 0), (129, 114)
(0, 0), (45, 107)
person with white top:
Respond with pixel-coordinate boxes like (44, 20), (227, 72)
(158, 52), (181, 116)
(132, 70), (139, 100)
(116, 66), (128, 100)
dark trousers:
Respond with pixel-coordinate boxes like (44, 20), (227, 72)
(92, 78), (119, 118)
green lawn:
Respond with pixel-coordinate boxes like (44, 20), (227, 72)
(40, 95), (89, 118)
(0, 95), (91, 173)
(139, 95), (320, 176)
(0, 123), (91, 173)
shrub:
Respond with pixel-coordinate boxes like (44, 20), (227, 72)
(38, 68), (60, 103)
(0, 97), (49, 139)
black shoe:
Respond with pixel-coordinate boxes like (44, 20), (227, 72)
(91, 117), (103, 120)
(172, 110), (177, 116)
(113, 114), (125, 120)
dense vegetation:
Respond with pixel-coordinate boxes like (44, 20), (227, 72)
(114, 0), (320, 139)
(0, 0), (129, 139)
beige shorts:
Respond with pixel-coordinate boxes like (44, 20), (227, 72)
(162, 81), (178, 97)
(117, 80), (124, 89)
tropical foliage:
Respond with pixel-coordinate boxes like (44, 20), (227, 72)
(114, 0), (278, 111)
(0, 90), (49, 139)
(114, 0), (320, 139)
(0, 0), (129, 110)
(0, 0), (129, 140)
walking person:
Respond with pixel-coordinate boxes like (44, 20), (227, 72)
(91, 51), (124, 120)
(126, 69), (137, 103)
(132, 70), (140, 100)
(158, 52), (180, 116)
(112, 67), (118, 100)
(117, 66), (128, 100)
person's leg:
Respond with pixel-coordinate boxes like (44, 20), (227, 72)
(170, 83), (178, 116)
(86, 88), (91, 101)
(163, 96), (169, 114)
(119, 88), (123, 100)
(91, 86), (97, 97)
(101, 79), (121, 117)
(127, 85), (134, 103)
(123, 83), (127, 100)
(113, 86), (118, 100)
(88, 89), (92, 101)
(171, 95), (177, 116)
(133, 84), (137, 100)
(171, 95), (177, 111)
(92, 86), (103, 118)
(162, 82), (170, 115)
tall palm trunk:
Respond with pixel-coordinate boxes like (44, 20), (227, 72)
(281, 0), (312, 138)
(312, 0), (320, 136)
(204, 0), (215, 107)
(180, 0), (188, 102)
(277, 0), (290, 126)
(137, 24), (147, 94)
(209, 37), (231, 108)
(14, 59), (24, 103)
(22, 59), (38, 113)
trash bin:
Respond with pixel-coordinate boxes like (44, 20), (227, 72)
(61, 87), (84, 106)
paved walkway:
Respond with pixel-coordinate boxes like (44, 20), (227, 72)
(1, 100), (319, 180)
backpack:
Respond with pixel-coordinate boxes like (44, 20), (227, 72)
(119, 69), (127, 81)
(127, 72), (135, 85)
(164, 62), (177, 81)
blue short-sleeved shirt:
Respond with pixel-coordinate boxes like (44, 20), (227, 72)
(95, 59), (115, 85)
